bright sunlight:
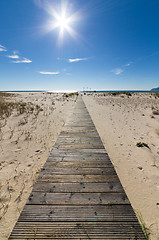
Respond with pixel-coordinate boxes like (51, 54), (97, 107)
(44, 1), (80, 43)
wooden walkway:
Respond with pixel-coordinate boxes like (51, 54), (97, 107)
(9, 96), (145, 239)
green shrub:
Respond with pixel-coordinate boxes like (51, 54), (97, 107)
(136, 142), (150, 149)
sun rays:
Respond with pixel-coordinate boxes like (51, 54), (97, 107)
(43, 0), (80, 43)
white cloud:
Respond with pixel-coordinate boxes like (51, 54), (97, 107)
(111, 68), (123, 75)
(13, 50), (19, 54)
(0, 44), (7, 52)
(68, 58), (87, 63)
(125, 62), (133, 67)
(12, 58), (32, 63)
(111, 62), (132, 75)
(8, 54), (19, 59)
(39, 71), (59, 75)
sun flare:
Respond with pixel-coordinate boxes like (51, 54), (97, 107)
(55, 13), (70, 35)
(56, 15), (69, 29)
(52, 11), (75, 41)
(44, 1), (80, 43)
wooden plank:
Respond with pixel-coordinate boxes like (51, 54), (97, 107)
(65, 120), (94, 123)
(47, 153), (110, 161)
(27, 192), (129, 205)
(54, 142), (104, 149)
(59, 132), (99, 138)
(18, 205), (138, 222)
(44, 160), (114, 168)
(56, 137), (103, 143)
(50, 148), (107, 154)
(66, 119), (94, 123)
(37, 174), (118, 183)
(61, 126), (98, 132)
(64, 123), (95, 127)
(53, 144), (105, 149)
(9, 222), (145, 239)
(40, 167), (116, 175)
(32, 182), (125, 193)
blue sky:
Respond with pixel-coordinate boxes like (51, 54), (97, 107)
(0, 0), (159, 91)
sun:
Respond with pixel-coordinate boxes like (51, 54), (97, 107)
(52, 10), (75, 41)
(44, 1), (79, 43)
(56, 15), (69, 30)
(55, 13), (70, 35)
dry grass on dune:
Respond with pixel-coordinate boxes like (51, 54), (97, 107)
(0, 92), (76, 240)
(0, 92), (43, 120)
(0, 92), (16, 119)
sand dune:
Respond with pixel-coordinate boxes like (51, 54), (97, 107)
(83, 92), (159, 240)
(0, 92), (77, 240)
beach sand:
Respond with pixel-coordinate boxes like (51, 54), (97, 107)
(83, 92), (159, 240)
(0, 92), (77, 240)
(0, 92), (159, 239)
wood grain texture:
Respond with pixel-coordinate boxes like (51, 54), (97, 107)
(9, 222), (145, 239)
(32, 182), (124, 193)
(9, 96), (145, 239)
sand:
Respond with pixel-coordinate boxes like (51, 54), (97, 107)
(83, 92), (159, 240)
(0, 92), (77, 240)
(0, 92), (159, 239)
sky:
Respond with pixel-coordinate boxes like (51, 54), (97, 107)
(0, 0), (159, 91)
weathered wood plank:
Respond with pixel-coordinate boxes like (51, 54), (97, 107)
(9, 222), (145, 239)
(54, 144), (105, 149)
(32, 182), (125, 193)
(56, 137), (103, 143)
(37, 174), (118, 183)
(54, 136), (103, 144)
(47, 153), (110, 161)
(60, 131), (99, 137)
(27, 192), (129, 205)
(64, 123), (95, 127)
(61, 126), (98, 132)
(44, 160), (113, 168)
(18, 205), (138, 222)
(54, 141), (104, 149)
(40, 167), (116, 175)
(51, 148), (107, 154)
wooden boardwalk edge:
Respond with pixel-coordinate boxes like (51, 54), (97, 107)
(9, 95), (146, 239)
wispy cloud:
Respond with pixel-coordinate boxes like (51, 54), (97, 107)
(124, 62), (133, 67)
(111, 62), (132, 75)
(151, 51), (159, 56)
(13, 51), (19, 54)
(111, 68), (123, 75)
(39, 71), (59, 75)
(0, 44), (7, 52)
(8, 54), (19, 59)
(68, 58), (87, 63)
(12, 58), (32, 63)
